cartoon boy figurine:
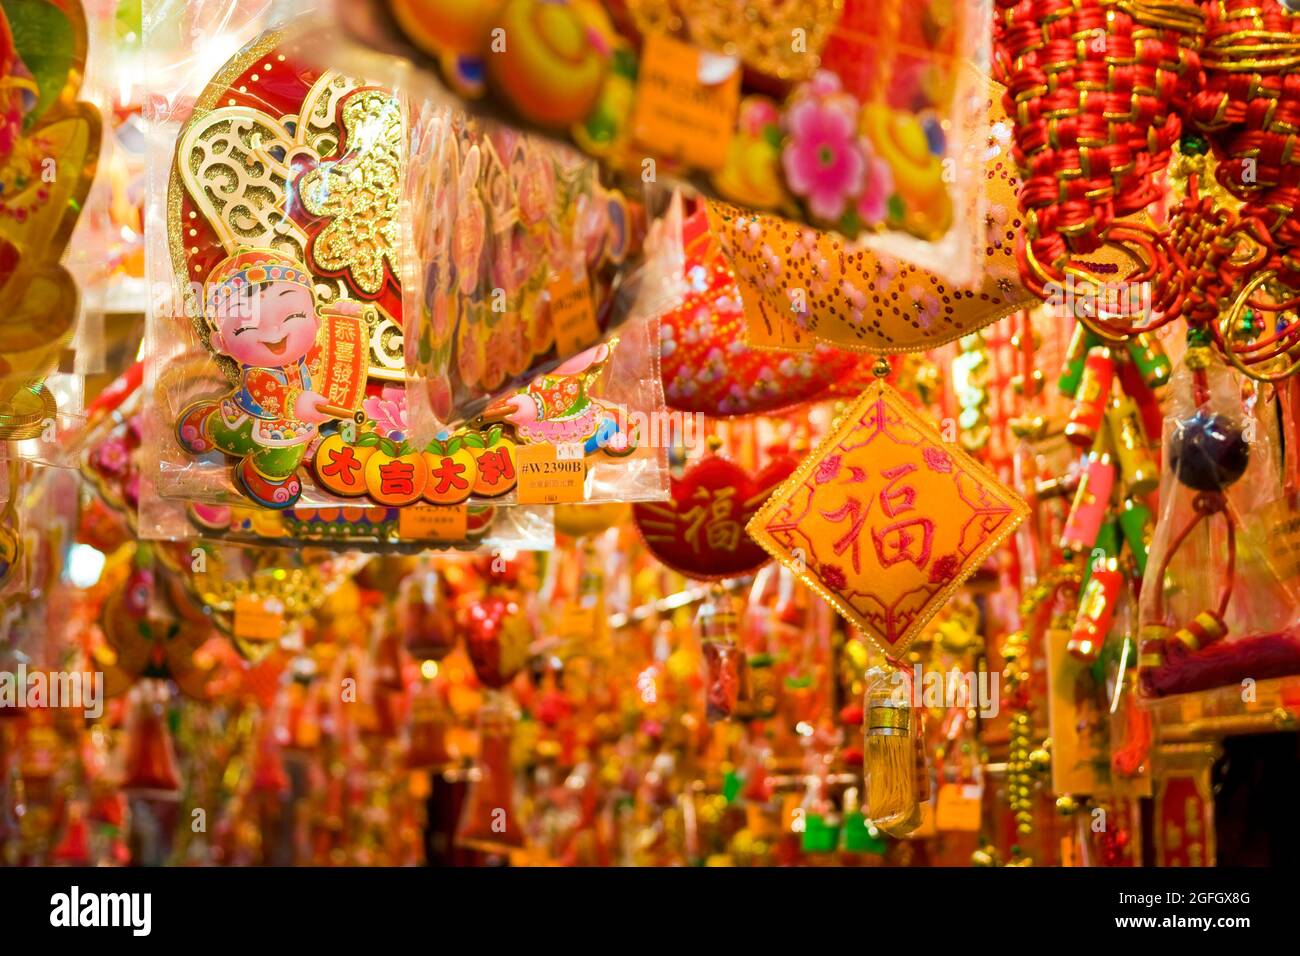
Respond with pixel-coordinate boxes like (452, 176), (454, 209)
(485, 342), (634, 456)
(176, 249), (360, 508)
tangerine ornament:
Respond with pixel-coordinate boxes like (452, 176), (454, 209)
(422, 439), (478, 505)
(364, 447), (430, 506)
(747, 378), (1029, 658)
(466, 427), (517, 498)
(313, 433), (375, 497)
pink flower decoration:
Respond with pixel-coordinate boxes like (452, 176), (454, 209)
(986, 204), (1010, 250)
(908, 285), (942, 328)
(362, 386), (409, 441)
(857, 153), (895, 227)
(792, 229), (819, 259)
(95, 439), (131, 476)
(782, 85), (865, 224)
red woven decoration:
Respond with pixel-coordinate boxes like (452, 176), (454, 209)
(1192, 0), (1300, 287)
(995, 0), (1204, 297)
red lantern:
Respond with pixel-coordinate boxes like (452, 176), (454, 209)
(633, 453), (796, 580)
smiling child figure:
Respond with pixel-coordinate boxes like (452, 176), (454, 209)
(176, 249), (361, 509)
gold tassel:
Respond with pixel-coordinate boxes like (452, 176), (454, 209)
(864, 666), (920, 836)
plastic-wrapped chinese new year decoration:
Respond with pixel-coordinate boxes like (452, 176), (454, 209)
(342, 0), (988, 254)
(707, 80), (1035, 354)
(160, 28), (414, 512)
(1138, 342), (1300, 696)
(318, 332), (663, 514)
(633, 445), (796, 580)
(0, 0), (100, 438)
(399, 100), (679, 434)
(659, 207), (865, 416)
(748, 371), (1029, 658)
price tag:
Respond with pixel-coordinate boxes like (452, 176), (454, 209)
(935, 783), (983, 832)
(742, 288), (814, 352)
(234, 595), (284, 642)
(516, 442), (588, 504)
(548, 269), (602, 359)
(398, 504), (468, 541)
(632, 33), (740, 171)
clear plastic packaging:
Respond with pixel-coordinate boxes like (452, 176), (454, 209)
(143, 8), (414, 512)
(1138, 353), (1300, 696)
(409, 313), (670, 508)
(142, 6), (673, 520)
(399, 98), (685, 436)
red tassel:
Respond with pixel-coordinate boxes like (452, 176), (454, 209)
(51, 801), (91, 865)
(121, 694), (180, 796)
(455, 701), (525, 854)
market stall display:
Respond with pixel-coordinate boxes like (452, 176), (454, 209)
(4, 0), (1300, 878)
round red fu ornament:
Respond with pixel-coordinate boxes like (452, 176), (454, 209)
(633, 454), (796, 580)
